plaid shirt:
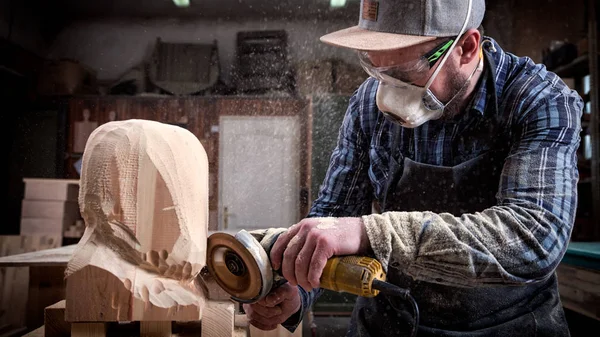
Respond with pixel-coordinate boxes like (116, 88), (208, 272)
(283, 37), (583, 331)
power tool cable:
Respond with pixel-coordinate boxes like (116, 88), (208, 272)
(372, 279), (419, 337)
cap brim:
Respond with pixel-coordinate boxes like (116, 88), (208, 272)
(320, 26), (436, 51)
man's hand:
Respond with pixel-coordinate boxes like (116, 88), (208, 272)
(270, 217), (370, 292)
(243, 283), (301, 331)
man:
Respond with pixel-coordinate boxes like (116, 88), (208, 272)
(243, 0), (583, 336)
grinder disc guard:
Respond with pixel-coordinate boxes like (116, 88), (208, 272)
(206, 230), (273, 303)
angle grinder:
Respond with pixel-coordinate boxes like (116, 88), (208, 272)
(206, 228), (420, 337)
(206, 228), (410, 302)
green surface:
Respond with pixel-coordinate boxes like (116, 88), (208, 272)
(561, 241), (600, 270)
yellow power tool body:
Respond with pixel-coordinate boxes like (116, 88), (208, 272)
(206, 228), (401, 303)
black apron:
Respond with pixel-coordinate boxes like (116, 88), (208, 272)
(346, 47), (571, 337)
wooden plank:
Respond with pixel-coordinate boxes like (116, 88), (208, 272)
(201, 301), (235, 337)
(0, 245), (75, 267)
(45, 300), (69, 337)
(71, 323), (106, 337)
(140, 321), (172, 337)
(557, 263), (600, 321)
(21, 200), (80, 220)
(22, 326), (44, 337)
(22, 179), (80, 201)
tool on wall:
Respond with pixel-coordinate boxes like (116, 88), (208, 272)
(206, 229), (420, 337)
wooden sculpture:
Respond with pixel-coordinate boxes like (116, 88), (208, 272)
(64, 119), (211, 325)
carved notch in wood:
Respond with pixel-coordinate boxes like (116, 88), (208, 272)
(65, 119), (210, 322)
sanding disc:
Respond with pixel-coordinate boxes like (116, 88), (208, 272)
(206, 231), (272, 303)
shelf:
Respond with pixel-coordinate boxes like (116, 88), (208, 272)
(553, 54), (590, 78)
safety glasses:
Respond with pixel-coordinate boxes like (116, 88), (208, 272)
(358, 38), (455, 87)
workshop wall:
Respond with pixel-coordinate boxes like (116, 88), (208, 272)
(46, 18), (358, 85)
(485, 0), (586, 63)
(0, 0), (47, 56)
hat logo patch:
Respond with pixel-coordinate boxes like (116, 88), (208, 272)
(362, 0), (379, 22)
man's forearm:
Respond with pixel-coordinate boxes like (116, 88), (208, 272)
(362, 203), (571, 288)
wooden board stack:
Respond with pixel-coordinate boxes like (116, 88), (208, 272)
(20, 178), (82, 238)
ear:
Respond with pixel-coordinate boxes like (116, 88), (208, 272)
(458, 28), (481, 66)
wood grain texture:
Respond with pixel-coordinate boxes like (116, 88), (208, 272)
(44, 300), (69, 337)
(201, 301), (235, 337)
(140, 321), (173, 337)
(22, 326), (44, 337)
(65, 119), (210, 322)
(0, 245), (75, 267)
(0, 235), (61, 332)
(71, 323), (106, 337)
(557, 263), (600, 320)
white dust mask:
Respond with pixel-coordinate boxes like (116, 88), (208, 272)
(374, 0), (477, 128)
(376, 82), (442, 127)
(376, 55), (482, 128)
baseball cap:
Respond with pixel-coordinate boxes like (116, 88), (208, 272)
(320, 0), (486, 51)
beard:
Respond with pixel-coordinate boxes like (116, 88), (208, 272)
(440, 65), (471, 120)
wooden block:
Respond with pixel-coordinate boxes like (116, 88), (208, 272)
(201, 301), (235, 337)
(140, 321), (172, 337)
(45, 300), (69, 337)
(23, 179), (79, 201)
(21, 200), (80, 220)
(71, 322), (106, 337)
(65, 120), (209, 322)
(556, 263), (600, 321)
(20, 217), (77, 236)
(65, 265), (202, 322)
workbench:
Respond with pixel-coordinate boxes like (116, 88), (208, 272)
(0, 244), (302, 337)
(2, 241), (597, 335)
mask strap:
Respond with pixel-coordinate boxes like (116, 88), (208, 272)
(424, 0), (473, 90)
(441, 50), (483, 108)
